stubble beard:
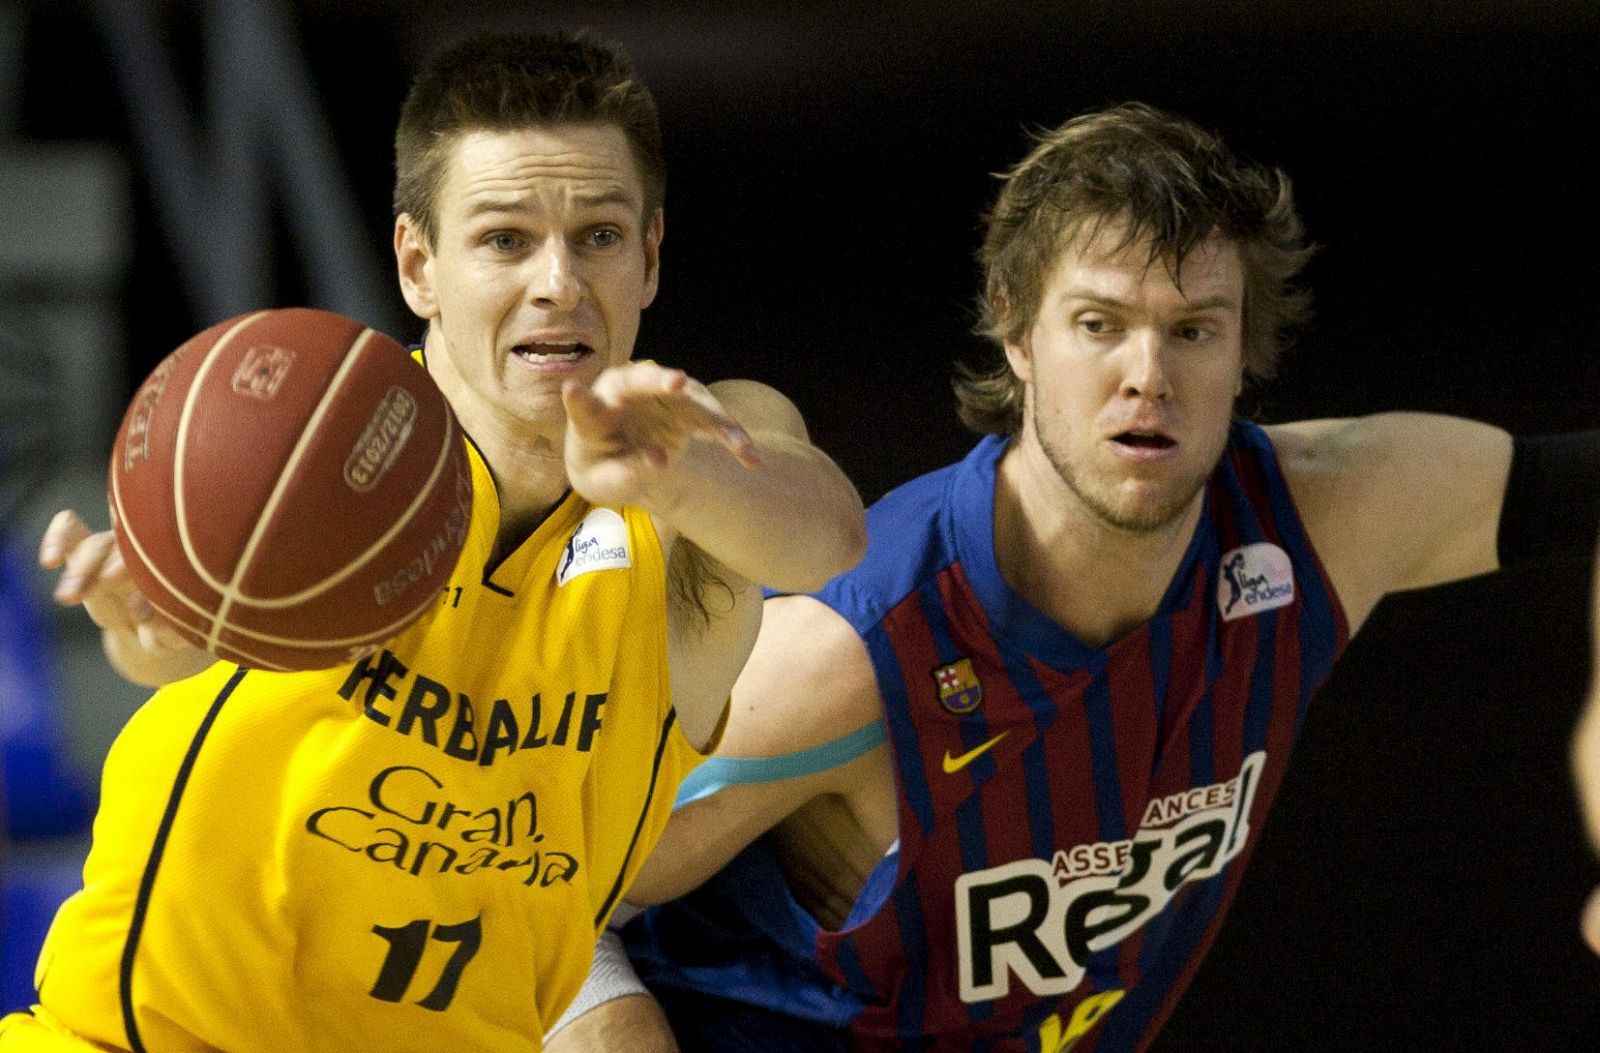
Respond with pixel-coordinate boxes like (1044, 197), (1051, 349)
(1033, 408), (1213, 536)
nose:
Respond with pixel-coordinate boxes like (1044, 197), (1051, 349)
(1120, 329), (1173, 402)
(526, 241), (582, 311)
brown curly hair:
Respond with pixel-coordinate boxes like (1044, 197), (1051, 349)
(957, 102), (1313, 435)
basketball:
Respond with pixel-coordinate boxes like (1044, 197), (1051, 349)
(108, 308), (472, 672)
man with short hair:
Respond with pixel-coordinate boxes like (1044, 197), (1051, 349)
(553, 102), (1600, 1051)
(2, 31), (864, 1052)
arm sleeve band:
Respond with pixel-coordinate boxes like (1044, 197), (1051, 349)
(672, 719), (887, 809)
(1497, 430), (1600, 570)
(544, 927), (650, 1040)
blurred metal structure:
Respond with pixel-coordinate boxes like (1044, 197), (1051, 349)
(0, 0), (145, 787)
(0, 1), (16, 137)
(0, 319), (62, 529)
(90, 0), (398, 332)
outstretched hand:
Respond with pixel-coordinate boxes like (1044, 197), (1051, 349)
(562, 361), (760, 511)
(39, 509), (191, 651)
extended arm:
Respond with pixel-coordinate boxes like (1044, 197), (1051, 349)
(1276, 414), (1600, 951)
(1275, 415), (1600, 632)
(1270, 413), (1513, 631)
(564, 363), (866, 747)
(562, 364), (866, 593)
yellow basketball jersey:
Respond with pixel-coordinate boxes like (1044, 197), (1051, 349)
(28, 439), (711, 1052)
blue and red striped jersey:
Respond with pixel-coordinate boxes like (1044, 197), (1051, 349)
(627, 422), (1348, 1052)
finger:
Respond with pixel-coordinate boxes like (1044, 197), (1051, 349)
(55, 530), (122, 605)
(561, 377), (613, 435)
(618, 361), (686, 396)
(80, 549), (142, 635)
(135, 617), (194, 653)
(39, 509), (92, 568)
(570, 369), (692, 450)
(1583, 886), (1600, 956)
(590, 362), (686, 407)
(655, 382), (762, 468)
(668, 395), (760, 468)
(117, 588), (177, 647)
(716, 420), (761, 469)
(126, 590), (156, 624)
(654, 365), (688, 395)
(149, 618), (195, 650)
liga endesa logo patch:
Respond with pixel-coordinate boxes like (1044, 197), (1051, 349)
(1216, 542), (1295, 621)
(557, 507), (632, 586)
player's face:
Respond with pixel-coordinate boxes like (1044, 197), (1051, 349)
(396, 123), (661, 437)
(1007, 222), (1245, 533)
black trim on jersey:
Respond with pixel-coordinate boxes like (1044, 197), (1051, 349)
(480, 486), (573, 597)
(594, 710), (677, 929)
(119, 667), (247, 1053)
(459, 422), (520, 597)
(458, 427), (490, 469)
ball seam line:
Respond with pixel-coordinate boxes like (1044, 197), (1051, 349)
(202, 327), (378, 650)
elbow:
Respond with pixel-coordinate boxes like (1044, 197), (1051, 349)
(824, 497), (869, 578)
(791, 502), (869, 592)
(839, 508), (869, 573)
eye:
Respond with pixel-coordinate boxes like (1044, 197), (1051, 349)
(588, 227), (622, 248)
(485, 231), (524, 253)
(1177, 323), (1216, 343)
(1077, 314), (1117, 336)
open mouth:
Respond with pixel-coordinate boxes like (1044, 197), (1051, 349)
(512, 341), (592, 364)
(1112, 430), (1176, 450)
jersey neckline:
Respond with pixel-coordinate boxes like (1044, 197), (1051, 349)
(946, 433), (1214, 672)
(409, 343), (580, 596)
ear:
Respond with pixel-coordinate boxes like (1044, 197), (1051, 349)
(640, 208), (664, 310)
(995, 293), (1033, 383)
(394, 214), (439, 321)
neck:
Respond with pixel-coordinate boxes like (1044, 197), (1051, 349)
(424, 344), (572, 558)
(478, 430), (571, 560)
(994, 439), (1205, 648)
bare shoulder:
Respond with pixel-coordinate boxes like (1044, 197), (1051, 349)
(1267, 413), (1509, 523)
(1265, 414), (1511, 630)
(1268, 413), (1507, 481)
(706, 379), (809, 439)
(720, 592), (882, 760)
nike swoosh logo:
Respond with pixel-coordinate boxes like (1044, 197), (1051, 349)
(942, 731), (1009, 774)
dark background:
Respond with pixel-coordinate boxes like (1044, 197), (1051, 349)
(12, 1), (1600, 1048)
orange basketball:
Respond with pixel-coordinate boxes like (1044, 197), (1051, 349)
(108, 308), (472, 672)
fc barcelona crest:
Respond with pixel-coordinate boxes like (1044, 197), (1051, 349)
(933, 657), (983, 715)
